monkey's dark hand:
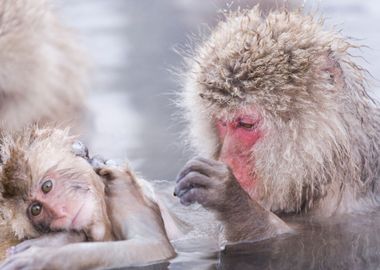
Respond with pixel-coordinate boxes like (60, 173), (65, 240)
(174, 157), (292, 242)
(88, 155), (107, 171)
(71, 140), (89, 159)
(88, 156), (122, 175)
(70, 140), (114, 170)
(174, 157), (247, 210)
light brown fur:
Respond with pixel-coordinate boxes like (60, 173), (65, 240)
(0, 127), (111, 243)
(0, 127), (179, 269)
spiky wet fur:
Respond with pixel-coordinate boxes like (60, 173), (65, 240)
(0, 0), (87, 131)
(180, 7), (380, 215)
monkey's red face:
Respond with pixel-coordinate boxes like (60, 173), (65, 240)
(216, 110), (262, 194)
(27, 171), (98, 233)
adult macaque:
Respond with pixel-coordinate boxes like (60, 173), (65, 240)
(0, 0), (87, 132)
(0, 127), (178, 269)
(174, 7), (380, 242)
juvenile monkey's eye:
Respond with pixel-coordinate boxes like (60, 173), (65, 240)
(41, 180), (53, 193)
(30, 203), (42, 216)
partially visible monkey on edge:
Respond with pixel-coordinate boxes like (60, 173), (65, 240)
(0, 0), (87, 132)
(174, 6), (380, 243)
(0, 127), (181, 269)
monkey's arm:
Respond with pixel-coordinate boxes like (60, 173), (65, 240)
(2, 216), (175, 269)
(6, 232), (86, 256)
(0, 239), (174, 270)
(174, 157), (292, 242)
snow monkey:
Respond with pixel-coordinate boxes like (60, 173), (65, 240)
(0, 0), (87, 132)
(0, 127), (178, 269)
(174, 6), (380, 242)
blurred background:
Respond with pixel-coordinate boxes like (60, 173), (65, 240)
(56, 0), (380, 181)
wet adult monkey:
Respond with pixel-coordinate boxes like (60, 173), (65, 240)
(0, 127), (178, 269)
(174, 7), (380, 242)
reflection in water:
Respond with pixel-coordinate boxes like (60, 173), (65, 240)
(116, 183), (380, 270)
(220, 211), (380, 269)
(124, 209), (380, 270)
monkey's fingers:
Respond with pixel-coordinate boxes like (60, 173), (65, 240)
(6, 245), (26, 257)
(178, 187), (209, 206)
(0, 255), (27, 270)
(89, 155), (107, 172)
(6, 239), (38, 256)
(174, 172), (211, 197)
(176, 158), (218, 182)
(5, 246), (16, 257)
(71, 140), (89, 159)
(193, 156), (223, 167)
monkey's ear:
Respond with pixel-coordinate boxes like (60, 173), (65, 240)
(1, 148), (32, 199)
(319, 52), (344, 88)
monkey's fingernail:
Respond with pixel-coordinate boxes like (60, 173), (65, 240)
(176, 189), (189, 198)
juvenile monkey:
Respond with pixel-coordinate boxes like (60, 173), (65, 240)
(0, 127), (177, 269)
(174, 7), (380, 242)
(0, 0), (87, 132)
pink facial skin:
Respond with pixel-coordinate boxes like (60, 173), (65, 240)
(216, 111), (262, 195)
(28, 172), (95, 232)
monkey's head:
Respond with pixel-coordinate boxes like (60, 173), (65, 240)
(0, 127), (111, 241)
(181, 7), (380, 213)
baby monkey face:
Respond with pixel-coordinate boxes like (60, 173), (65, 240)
(27, 168), (99, 233)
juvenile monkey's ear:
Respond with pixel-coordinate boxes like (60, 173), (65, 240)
(1, 148), (32, 199)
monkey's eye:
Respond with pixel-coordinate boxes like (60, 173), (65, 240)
(41, 180), (53, 194)
(30, 203), (42, 216)
(237, 121), (256, 130)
